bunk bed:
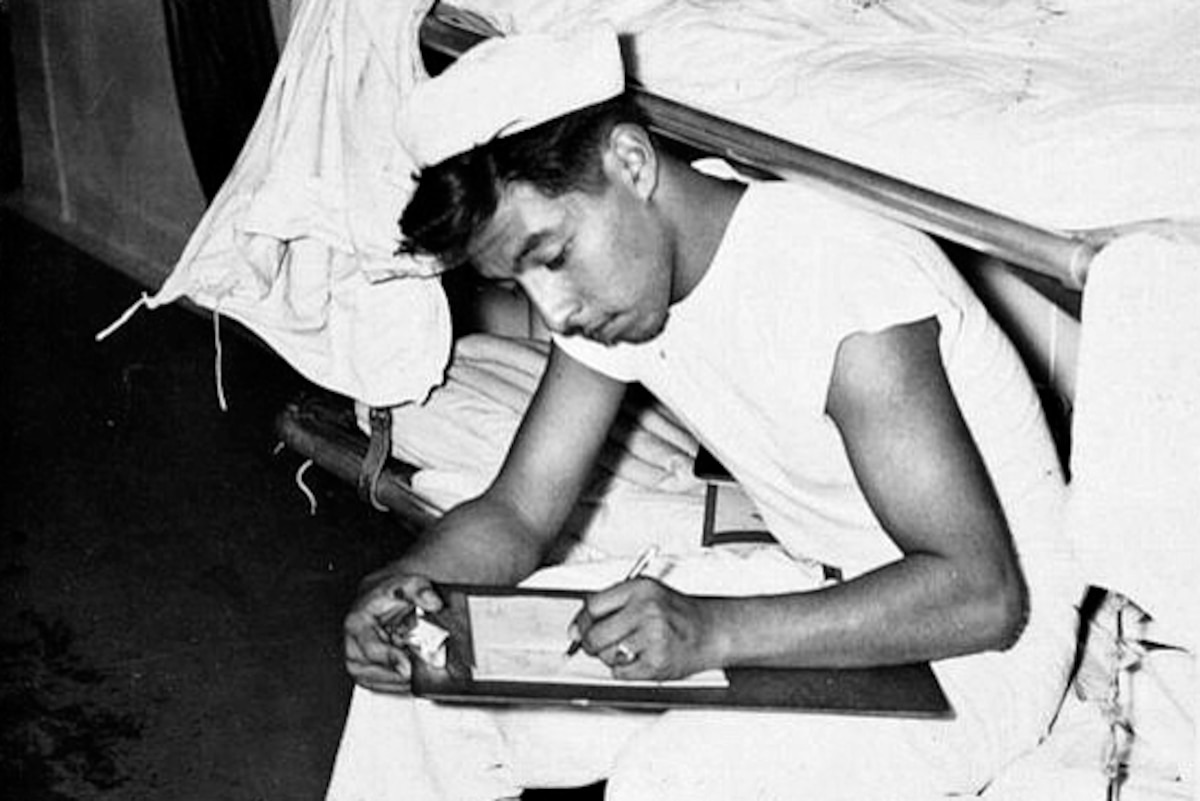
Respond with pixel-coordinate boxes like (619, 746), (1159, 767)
(124, 0), (1195, 797)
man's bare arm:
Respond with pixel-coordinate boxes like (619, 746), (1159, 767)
(576, 317), (1028, 678)
(343, 345), (626, 690)
(397, 344), (627, 583)
(721, 316), (1025, 667)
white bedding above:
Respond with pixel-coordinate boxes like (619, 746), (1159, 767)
(454, 0), (1200, 231)
(136, 0), (1199, 409)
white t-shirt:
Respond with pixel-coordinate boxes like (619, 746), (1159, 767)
(556, 181), (1066, 579)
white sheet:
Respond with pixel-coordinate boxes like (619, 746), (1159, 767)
(354, 334), (727, 561)
(136, 0), (1200, 411)
(141, 0), (452, 408)
(1064, 232), (1200, 651)
(457, 0), (1200, 231)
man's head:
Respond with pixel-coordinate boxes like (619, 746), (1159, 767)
(396, 28), (681, 345)
(397, 93), (645, 269)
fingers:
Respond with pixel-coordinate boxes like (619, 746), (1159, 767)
(397, 575), (445, 614)
(347, 654), (412, 693)
(599, 638), (640, 669)
(573, 580), (715, 681)
(571, 578), (661, 661)
(343, 570), (445, 691)
(582, 577), (643, 620)
(596, 631), (667, 681)
(344, 622), (412, 692)
(345, 602), (410, 685)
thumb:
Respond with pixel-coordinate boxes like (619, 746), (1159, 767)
(396, 574), (444, 613)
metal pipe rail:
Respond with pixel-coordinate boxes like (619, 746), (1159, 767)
(420, 10), (1100, 289)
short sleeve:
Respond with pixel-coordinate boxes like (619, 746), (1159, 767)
(782, 210), (965, 416)
(817, 222), (957, 341)
(552, 332), (640, 383)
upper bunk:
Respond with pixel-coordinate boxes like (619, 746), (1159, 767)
(135, 0), (1199, 411)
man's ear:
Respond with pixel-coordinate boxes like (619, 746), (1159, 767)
(604, 123), (658, 200)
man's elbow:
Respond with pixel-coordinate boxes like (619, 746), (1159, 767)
(976, 569), (1029, 652)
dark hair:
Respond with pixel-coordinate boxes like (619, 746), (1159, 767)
(398, 93), (647, 268)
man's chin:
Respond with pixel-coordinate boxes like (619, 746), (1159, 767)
(628, 312), (668, 344)
(584, 312), (667, 346)
(618, 330), (656, 345)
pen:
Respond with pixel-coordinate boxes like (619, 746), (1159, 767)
(565, 545), (660, 657)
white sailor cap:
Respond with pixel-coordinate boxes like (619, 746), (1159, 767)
(398, 26), (625, 168)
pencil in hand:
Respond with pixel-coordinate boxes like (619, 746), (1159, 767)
(564, 546), (660, 657)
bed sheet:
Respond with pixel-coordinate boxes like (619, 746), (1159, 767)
(134, 0), (452, 409)
(452, 0), (1200, 232)
(131, 0), (1199, 410)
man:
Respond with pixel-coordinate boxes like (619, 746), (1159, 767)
(328, 26), (1082, 800)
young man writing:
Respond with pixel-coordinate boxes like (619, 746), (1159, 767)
(329, 26), (1082, 800)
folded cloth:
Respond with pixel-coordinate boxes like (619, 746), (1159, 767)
(131, 0), (453, 408)
(362, 334), (704, 496)
(355, 333), (756, 558)
(1065, 232), (1200, 651)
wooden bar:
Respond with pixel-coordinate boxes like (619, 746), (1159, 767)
(420, 9), (1100, 289)
(275, 393), (444, 528)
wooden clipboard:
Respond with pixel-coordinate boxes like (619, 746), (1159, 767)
(411, 584), (953, 718)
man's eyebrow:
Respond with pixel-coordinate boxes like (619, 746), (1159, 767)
(512, 230), (551, 272)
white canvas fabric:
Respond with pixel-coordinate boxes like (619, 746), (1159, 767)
(1065, 232), (1200, 651)
(397, 26), (625, 168)
(456, 0), (1200, 231)
(127, 0), (453, 408)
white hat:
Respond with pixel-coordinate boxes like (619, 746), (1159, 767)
(398, 26), (625, 168)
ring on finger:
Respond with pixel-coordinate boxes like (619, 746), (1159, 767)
(615, 641), (637, 665)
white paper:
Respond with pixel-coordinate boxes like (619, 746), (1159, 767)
(468, 595), (728, 687)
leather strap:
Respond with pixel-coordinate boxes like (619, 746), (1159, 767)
(358, 406), (393, 512)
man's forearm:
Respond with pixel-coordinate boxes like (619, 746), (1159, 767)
(393, 495), (553, 587)
(710, 553), (1026, 670)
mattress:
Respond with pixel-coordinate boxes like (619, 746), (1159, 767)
(447, 0), (1200, 233)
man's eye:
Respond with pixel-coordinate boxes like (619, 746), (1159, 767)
(545, 247), (569, 271)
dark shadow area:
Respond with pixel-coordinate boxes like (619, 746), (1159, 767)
(162, 0), (278, 201)
(0, 1), (21, 192)
(0, 210), (417, 799)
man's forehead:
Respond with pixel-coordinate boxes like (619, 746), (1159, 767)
(470, 186), (565, 274)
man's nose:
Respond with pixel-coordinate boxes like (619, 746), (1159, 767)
(521, 273), (581, 334)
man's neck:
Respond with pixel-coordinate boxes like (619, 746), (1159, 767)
(657, 156), (747, 304)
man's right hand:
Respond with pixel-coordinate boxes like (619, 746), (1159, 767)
(340, 349), (626, 691)
(343, 566), (444, 693)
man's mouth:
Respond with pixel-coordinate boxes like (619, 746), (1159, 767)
(584, 316), (617, 344)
